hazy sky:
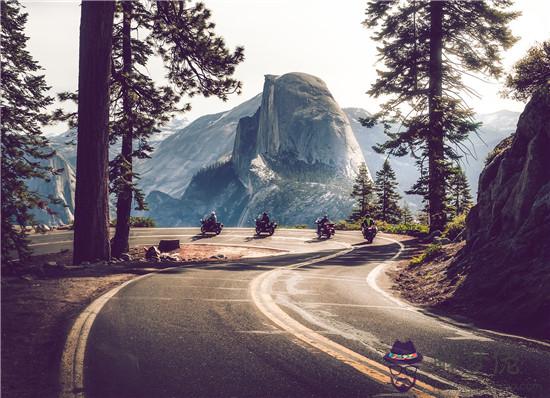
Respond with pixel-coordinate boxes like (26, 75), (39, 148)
(22, 0), (550, 135)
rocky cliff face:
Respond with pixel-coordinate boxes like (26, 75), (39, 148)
(27, 152), (76, 225)
(147, 73), (368, 226)
(253, 74), (363, 179)
(449, 89), (550, 337)
(138, 95), (261, 197)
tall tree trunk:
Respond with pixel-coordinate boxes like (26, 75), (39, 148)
(427, 1), (446, 233)
(111, 1), (134, 257)
(73, 1), (115, 264)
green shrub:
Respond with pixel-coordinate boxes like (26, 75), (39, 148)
(129, 216), (156, 227)
(376, 221), (429, 237)
(410, 244), (443, 267)
(443, 213), (467, 241)
(485, 134), (513, 165)
(293, 224), (309, 229)
(334, 220), (361, 231)
(112, 216), (156, 228)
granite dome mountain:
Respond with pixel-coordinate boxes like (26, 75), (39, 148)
(146, 72), (367, 226)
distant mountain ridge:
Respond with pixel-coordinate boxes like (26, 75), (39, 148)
(42, 74), (520, 225)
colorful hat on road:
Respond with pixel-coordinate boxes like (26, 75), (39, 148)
(383, 340), (423, 365)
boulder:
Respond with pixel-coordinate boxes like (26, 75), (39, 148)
(35, 224), (50, 233)
(145, 246), (161, 261)
(43, 261), (63, 276)
(158, 240), (180, 253)
(159, 253), (180, 262)
(434, 237), (451, 245)
(119, 253), (132, 261)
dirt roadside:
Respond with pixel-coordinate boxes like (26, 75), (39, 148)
(389, 239), (550, 342)
(1, 243), (283, 398)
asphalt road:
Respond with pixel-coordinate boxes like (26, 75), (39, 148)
(28, 227), (360, 256)
(40, 229), (550, 398)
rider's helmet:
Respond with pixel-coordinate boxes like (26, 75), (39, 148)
(263, 211), (268, 216)
(211, 210), (216, 215)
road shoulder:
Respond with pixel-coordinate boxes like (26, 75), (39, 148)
(388, 238), (550, 346)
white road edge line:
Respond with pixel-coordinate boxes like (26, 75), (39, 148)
(59, 272), (156, 398)
(58, 240), (308, 398)
(371, 236), (550, 349)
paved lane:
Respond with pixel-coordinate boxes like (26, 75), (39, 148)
(28, 228), (362, 256)
(58, 232), (550, 397)
(84, 250), (393, 398)
(263, 238), (550, 397)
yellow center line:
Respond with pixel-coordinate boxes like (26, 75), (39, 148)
(250, 249), (457, 398)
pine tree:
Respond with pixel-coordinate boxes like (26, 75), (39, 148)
(405, 156), (430, 217)
(349, 163), (375, 221)
(64, 1), (245, 258)
(73, 1), (116, 264)
(362, 1), (518, 232)
(446, 166), (473, 217)
(1, 0), (55, 261)
(373, 160), (402, 223)
(109, 1), (243, 256)
(108, 1), (181, 257)
(152, 1), (244, 101)
(502, 40), (550, 102)
(400, 201), (414, 224)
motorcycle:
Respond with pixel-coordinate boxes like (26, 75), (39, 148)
(200, 218), (223, 235)
(362, 225), (377, 244)
(255, 219), (277, 236)
(316, 220), (335, 239)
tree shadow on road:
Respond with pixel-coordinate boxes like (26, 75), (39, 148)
(243, 235), (269, 242)
(190, 234), (215, 242)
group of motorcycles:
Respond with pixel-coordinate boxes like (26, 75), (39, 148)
(200, 213), (377, 243)
(314, 218), (377, 243)
(199, 215), (277, 237)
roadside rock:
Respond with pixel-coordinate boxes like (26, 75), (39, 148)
(158, 240), (180, 253)
(159, 253), (180, 262)
(43, 261), (63, 276)
(145, 246), (161, 262)
(34, 224), (51, 233)
(119, 253), (132, 262)
(422, 230), (442, 243)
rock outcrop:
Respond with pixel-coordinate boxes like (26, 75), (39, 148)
(252, 73), (363, 180)
(448, 89), (550, 337)
(138, 94), (262, 197)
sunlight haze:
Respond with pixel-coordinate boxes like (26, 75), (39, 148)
(22, 0), (550, 135)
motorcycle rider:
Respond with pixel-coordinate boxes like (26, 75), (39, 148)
(316, 214), (330, 234)
(259, 211), (270, 226)
(361, 213), (375, 229)
(206, 210), (217, 227)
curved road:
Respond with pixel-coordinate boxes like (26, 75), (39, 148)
(31, 229), (550, 398)
(28, 228), (358, 256)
